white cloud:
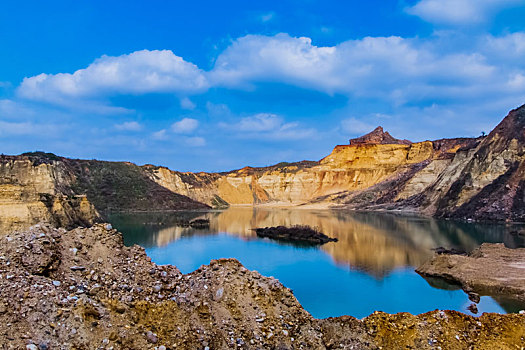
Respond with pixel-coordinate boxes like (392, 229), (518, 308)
(483, 32), (525, 64)
(171, 118), (199, 133)
(152, 129), (168, 140)
(220, 113), (316, 140)
(406, 0), (525, 25)
(114, 121), (143, 131)
(10, 32), (525, 122)
(236, 113), (283, 132)
(180, 97), (196, 110)
(260, 12), (275, 23)
(340, 118), (377, 135)
(209, 33), (525, 105)
(17, 50), (208, 105)
(0, 120), (59, 137)
(186, 136), (206, 147)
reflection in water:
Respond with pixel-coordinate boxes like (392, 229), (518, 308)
(109, 208), (525, 318)
(111, 208), (524, 277)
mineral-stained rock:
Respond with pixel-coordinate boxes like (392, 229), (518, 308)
(0, 224), (524, 348)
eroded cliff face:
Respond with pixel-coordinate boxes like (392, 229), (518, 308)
(2, 105), (524, 227)
(0, 156), (100, 232)
(434, 105), (525, 221)
(0, 153), (208, 233)
(145, 131), (473, 210)
(164, 104), (524, 223)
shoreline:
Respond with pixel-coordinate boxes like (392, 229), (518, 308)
(103, 205), (525, 226)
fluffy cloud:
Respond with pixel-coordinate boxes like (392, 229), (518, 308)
(209, 32), (525, 105)
(340, 118), (377, 136)
(12, 32), (525, 119)
(236, 113), (283, 132)
(186, 136), (206, 147)
(171, 118), (199, 133)
(406, 0), (525, 25)
(484, 32), (525, 63)
(17, 50), (208, 105)
(180, 97), (196, 110)
(0, 120), (58, 137)
(114, 121), (143, 131)
(220, 113), (316, 140)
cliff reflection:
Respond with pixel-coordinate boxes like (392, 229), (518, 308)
(110, 208), (524, 278)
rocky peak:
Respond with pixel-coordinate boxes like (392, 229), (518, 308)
(349, 126), (412, 146)
(486, 103), (525, 143)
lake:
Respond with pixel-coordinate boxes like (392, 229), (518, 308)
(109, 208), (525, 319)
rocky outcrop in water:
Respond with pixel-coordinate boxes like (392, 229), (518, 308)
(1, 224), (524, 349)
(417, 243), (525, 303)
(254, 225), (338, 245)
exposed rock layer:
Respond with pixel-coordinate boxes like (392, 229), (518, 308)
(0, 153), (208, 232)
(0, 156), (100, 232)
(1, 224), (523, 349)
(1, 105), (524, 231)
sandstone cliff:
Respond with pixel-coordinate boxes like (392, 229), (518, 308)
(144, 126), (479, 212)
(0, 153), (208, 233)
(2, 104), (524, 230)
(0, 154), (100, 232)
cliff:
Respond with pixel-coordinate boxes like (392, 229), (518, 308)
(434, 105), (525, 221)
(0, 153), (208, 233)
(1, 104), (524, 231)
(145, 130), (477, 210)
(0, 155), (100, 232)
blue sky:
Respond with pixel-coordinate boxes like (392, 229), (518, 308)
(1, 0), (525, 171)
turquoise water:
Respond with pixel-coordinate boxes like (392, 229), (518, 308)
(110, 208), (525, 319)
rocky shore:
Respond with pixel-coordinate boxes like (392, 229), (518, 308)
(417, 243), (525, 303)
(1, 224), (524, 349)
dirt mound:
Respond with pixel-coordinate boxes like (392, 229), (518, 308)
(1, 224), (524, 349)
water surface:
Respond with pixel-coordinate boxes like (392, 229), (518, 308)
(110, 208), (525, 319)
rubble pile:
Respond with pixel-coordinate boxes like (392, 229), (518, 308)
(0, 224), (524, 349)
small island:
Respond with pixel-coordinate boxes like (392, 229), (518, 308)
(254, 225), (338, 245)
